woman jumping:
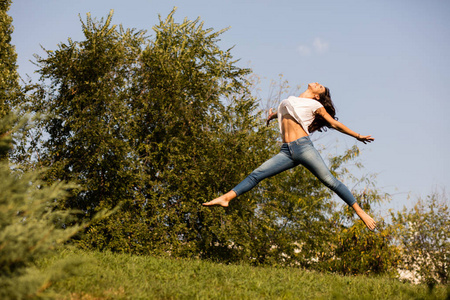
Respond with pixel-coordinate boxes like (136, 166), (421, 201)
(203, 82), (377, 231)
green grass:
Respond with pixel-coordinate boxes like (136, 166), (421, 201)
(39, 249), (448, 300)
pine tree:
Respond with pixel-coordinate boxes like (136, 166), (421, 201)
(0, 116), (85, 299)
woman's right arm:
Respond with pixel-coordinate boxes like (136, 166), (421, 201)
(266, 108), (278, 126)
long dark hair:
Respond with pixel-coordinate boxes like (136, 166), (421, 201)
(308, 87), (337, 133)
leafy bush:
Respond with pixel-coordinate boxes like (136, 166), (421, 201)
(323, 216), (401, 276)
(392, 190), (449, 285)
(317, 182), (402, 276)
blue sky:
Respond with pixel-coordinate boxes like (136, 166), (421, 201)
(9, 0), (450, 211)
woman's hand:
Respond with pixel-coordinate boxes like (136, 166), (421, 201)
(266, 108), (277, 126)
(356, 134), (374, 144)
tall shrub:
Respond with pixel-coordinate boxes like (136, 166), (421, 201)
(392, 191), (449, 285)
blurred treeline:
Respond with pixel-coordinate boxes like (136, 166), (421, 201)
(1, 2), (448, 298)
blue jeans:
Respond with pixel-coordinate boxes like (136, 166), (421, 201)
(232, 136), (357, 206)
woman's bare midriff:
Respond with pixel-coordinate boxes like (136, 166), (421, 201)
(281, 115), (308, 143)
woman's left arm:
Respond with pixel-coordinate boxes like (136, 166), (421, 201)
(315, 107), (374, 144)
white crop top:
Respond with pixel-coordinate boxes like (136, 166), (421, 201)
(277, 96), (323, 135)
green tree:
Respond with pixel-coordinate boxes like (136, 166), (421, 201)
(27, 9), (261, 255)
(0, 0), (19, 119)
(32, 11), (146, 217)
(110, 9), (264, 256)
(392, 190), (449, 285)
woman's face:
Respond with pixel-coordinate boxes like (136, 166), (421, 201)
(308, 82), (326, 95)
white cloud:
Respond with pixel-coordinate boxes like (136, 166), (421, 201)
(297, 37), (329, 56)
(313, 37), (329, 53)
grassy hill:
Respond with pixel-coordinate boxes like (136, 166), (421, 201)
(38, 249), (448, 299)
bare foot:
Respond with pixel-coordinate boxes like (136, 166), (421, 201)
(202, 197), (230, 207)
(202, 191), (236, 207)
(351, 203), (377, 231)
